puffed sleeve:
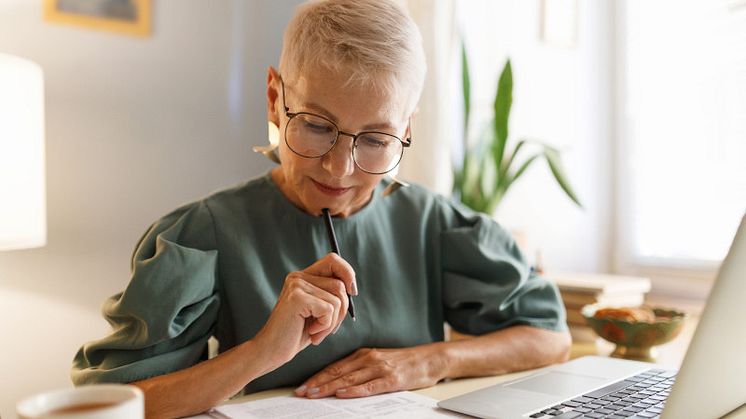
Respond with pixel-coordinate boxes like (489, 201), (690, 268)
(440, 203), (566, 335)
(71, 201), (220, 385)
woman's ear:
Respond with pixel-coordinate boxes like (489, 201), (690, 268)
(266, 66), (282, 127)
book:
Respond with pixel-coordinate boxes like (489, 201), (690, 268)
(548, 272), (652, 342)
(568, 324), (603, 344)
(566, 309), (591, 325)
(560, 292), (646, 310)
(549, 272), (651, 295)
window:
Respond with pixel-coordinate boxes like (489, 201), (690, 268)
(619, 0), (746, 268)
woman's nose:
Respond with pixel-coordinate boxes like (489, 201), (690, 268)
(321, 136), (355, 178)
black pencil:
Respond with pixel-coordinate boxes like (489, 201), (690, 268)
(321, 208), (357, 321)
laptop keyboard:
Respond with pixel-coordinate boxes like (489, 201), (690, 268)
(528, 368), (678, 419)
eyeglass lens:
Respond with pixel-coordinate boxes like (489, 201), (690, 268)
(285, 113), (403, 174)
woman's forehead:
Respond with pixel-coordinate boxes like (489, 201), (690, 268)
(289, 72), (410, 128)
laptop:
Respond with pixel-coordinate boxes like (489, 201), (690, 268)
(438, 214), (746, 419)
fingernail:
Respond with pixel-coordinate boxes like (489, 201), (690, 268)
(351, 281), (358, 296)
(337, 388), (347, 394)
(308, 387), (319, 395)
(295, 385), (306, 394)
(333, 324), (340, 334)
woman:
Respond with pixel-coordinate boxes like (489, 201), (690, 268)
(72, 1), (570, 417)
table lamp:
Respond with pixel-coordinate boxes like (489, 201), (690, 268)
(0, 52), (46, 251)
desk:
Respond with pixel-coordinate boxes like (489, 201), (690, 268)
(224, 364), (746, 418)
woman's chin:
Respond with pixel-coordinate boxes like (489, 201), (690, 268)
(300, 195), (349, 217)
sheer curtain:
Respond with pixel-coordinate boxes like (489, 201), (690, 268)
(399, 0), (458, 196)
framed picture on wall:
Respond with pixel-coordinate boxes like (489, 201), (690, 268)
(43, 0), (151, 37)
(539, 0), (578, 48)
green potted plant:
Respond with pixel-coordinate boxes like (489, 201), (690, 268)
(453, 48), (582, 214)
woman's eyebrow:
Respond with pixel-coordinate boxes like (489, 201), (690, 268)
(303, 101), (396, 132)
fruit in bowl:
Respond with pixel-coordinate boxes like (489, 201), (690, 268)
(581, 304), (687, 362)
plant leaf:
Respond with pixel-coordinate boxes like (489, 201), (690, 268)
(461, 149), (482, 209)
(480, 153), (497, 206)
(485, 186), (505, 215)
(485, 152), (541, 213)
(461, 40), (471, 141)
(492, 59), (513, 173)
(542, 146), (583, 208)
(511, 153), (541, 186)
(454, 39), (472, 199)
(500, 138), (527, 180)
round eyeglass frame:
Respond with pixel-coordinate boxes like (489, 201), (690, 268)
(280, 79), (412, 175)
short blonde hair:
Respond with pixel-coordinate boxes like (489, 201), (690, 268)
(279, 0), (426, 116)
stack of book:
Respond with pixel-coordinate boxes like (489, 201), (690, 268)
(548, 272), (652, 343)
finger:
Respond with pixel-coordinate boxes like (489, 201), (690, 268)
(299, 274), (349, 331)
(335, 378), (396, 398)
(304, 253), (358, 296)
(304, 368), (379, 399)
(280, 272), (347, 333)
(282, 273), (346, 344)
(295, 350), (371, 396)
(298, 278), (347, 340)
(291, 272), (348, 329)
(306, 296), (339, 345)
(291, 286), (336, 338)
(285, 275), (341, 341)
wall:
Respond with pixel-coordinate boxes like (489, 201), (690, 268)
(0, 0), (301, 416)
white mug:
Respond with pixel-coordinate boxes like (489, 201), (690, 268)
(16, 384), (144, 419)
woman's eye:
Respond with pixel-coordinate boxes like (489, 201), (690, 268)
(359, 136), (387, 148)
(304, 121), (332, 133)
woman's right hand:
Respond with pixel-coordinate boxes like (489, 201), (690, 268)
(253, 253), (358, 366)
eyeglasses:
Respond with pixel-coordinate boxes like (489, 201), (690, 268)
(280, 79), (411, 175)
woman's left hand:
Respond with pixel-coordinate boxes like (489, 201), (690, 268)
(294, 345), (446, 399)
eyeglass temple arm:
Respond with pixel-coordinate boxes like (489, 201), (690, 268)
(403, 117), (413, 146)
(280, 79), (291, 114)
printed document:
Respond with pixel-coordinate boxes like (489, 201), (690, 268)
(187, 391), (466, 418)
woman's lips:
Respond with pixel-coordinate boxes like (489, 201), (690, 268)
(312, 179), (352, 196)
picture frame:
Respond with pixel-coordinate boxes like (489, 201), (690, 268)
(43, 0), (151, 37)
(539, 0), (578, 48)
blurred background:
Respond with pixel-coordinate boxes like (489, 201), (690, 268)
(1, 0), (744, 416)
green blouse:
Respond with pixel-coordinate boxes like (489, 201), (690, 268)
(72, 173), (566, 393)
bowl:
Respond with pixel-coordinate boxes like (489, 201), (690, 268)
(581, 304), (687, 362)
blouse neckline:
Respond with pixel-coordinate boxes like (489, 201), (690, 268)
(262, 172), (387, 225)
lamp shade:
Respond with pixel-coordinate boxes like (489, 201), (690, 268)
(0, 53), (46, 251)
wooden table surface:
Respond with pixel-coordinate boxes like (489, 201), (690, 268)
(217, 314), (746, 418)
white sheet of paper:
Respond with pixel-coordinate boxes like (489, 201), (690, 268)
(200, 391), (467, 418)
